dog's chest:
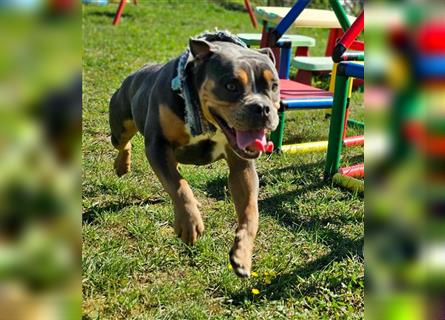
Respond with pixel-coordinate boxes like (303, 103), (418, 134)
(174, 130), (227, 165)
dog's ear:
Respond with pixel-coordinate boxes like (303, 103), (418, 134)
(189, 39), (216, 59)
(256, 47), (276, 66)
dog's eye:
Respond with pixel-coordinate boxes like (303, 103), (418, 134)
(225, 81), (238, 92)
(271, 82), (279, 92)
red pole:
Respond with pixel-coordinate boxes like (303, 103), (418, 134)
(343, 135), (364, 147)
(350, 40), (364, 51)
(244, 0), (258, 29)
(339, 11), (364, 50)
(332, 10), (364, 62)
(325, 28), (343, 56)
(342, 105), (350, 141)
(260, 21), (269, 48)
(113, 0), (127, 26)
(338, 163), (364, 177)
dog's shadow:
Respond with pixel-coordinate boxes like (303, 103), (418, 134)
(203, 161), (326, 201)
(229, 191), (363, 304)
(229, 190), (364, 305)
(82, 197), (165, 225)
(86, 10), (133, 19)
(228, 237), (362, 306)
(203, 162), (363, 305)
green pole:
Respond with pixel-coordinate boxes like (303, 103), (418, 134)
(325, 73), (350, 177)
(270, 105), (286, 152)
(329, 0), (351, 31)
(347, 119), (364, 129)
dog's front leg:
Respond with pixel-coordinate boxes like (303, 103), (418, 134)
(226, 149), (259, 278)
(146, 139), (204, 245)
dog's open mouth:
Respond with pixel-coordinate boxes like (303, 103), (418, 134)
(210, 110), (274, 159)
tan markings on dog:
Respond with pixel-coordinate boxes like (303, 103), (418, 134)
(211, 129), (228, 159)
(262, 69), (275, 83)
(237, 69), (249, 86)
(159, 105), (190, 146)
(116, 119), (137, 149)
(114, 119), (137, 176)
(274, 101), (280, 110)
(199, 79), (235, 126)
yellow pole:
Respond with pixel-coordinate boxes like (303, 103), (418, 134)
(281, 141), (328, 154)
(333, 173), (364, 193)
(326, 63), (353, 117)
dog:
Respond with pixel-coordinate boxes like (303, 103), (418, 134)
(109, 31), (280, 277)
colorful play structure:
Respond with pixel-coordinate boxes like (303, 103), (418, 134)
(262, 0), (364, 192)
(324, 12), (364, 193)
(325, 59), (364, 193)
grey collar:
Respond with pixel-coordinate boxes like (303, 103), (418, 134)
(171, 30), (247, 136)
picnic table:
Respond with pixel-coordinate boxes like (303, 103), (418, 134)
(255, 7), (356, 29)
(255, 6), (356, 84)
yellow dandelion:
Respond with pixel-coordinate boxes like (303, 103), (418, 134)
(264, 277), (271, 285)
(251, 288), (260, 295)
(251, 271), (258, 277)
(264, 271), (269, 276)
(228, 264), (233, 270)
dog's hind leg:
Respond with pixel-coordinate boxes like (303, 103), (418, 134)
(109, 90), (138, 177)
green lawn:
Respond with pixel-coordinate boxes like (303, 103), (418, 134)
(82, 1), (364, 319)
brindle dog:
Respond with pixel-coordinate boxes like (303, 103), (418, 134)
(109, 36), (280, 277)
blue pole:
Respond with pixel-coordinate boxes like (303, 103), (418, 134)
(284, 98), (334, 109)
(269, 0), (312, 47)
(337, 62), (364, 80)
(278, 40), (292, 79)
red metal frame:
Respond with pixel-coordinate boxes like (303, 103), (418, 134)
(325, 28), (343, 56)
(113, 0), (138, 26)
(113, 0), (127, 25)
(343, 135), (364, 146)
(338, 11), (364, 51)
(338, 163), (364, 177)
(244, 0), (258, 29)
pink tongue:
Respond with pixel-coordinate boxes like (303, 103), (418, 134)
(236, 129), (267, 152)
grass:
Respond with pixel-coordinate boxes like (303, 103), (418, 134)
(82, 1), (364, 319)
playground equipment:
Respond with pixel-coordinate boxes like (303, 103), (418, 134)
(332, 11), (364, 63)
(113, 0), (137, 25)
(237, 32), (316, 73)
(270, 41), (364, 156)
(260, 0), (365, 191)
(324, 12), (365, 192)
(262, 0), (363, 85)
(265, 0), (363, 156)
(256, 0), (364, 192)
(270, 39), (333, 154)
(324, 61), (364, 192)
(244, 0), (258, 29)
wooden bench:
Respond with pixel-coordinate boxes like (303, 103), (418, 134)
(292, 56), (334, 84)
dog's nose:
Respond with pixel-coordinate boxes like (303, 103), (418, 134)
(253, 104), (270, 117)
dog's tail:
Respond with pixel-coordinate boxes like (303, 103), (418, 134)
(109, 75), (137, 149)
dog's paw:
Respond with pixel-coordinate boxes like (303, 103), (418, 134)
(174, 203), (204, 245)
(229, 230), (254, 278)
(114, 151), (131, 177)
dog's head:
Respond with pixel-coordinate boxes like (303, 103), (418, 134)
(189, 39), (280, 159)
